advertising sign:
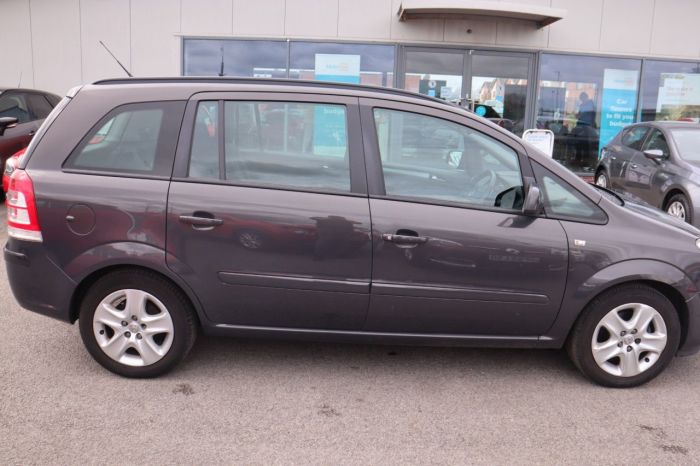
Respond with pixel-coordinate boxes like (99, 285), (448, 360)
(656, 73), (700, 122)
(312, 54), (359, 154)
(599, 69), (639, 156)
(522, 129), (555, 157)
(314, 54), (361, 84)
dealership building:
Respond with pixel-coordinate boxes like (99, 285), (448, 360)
(2, 0), (700, 173)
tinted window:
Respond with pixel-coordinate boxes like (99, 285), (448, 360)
(373, 108), (524, 210)
(27, 93), (54, 119)
(532, 162), (606, 223)
(189, 101), (351, 192)
(641, 129), (670, 156)
(65, 101), (185, 176)
(621, 126), (649, 150)
(0, 93), (31, 123)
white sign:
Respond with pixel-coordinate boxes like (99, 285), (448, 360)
(522, 129), (555, 157)
(314, 54), (361, 82)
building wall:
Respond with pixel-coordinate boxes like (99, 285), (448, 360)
(1, 0), (699, 95)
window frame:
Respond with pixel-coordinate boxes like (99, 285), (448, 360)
(359, 97), (535, 215)
(640, 127), (671, 158)
(63, 101), (187, 179)
(173, 91), (368, 197)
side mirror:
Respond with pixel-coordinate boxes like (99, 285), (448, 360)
(447, 150), (463, 168)
(523, 185), (542, 216)
(0, 116), (18, 136)
(643, 149), (666, 161)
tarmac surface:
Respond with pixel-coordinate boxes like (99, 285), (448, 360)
(1, 204), (700, 465)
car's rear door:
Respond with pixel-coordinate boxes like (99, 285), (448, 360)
(166, 92), (372, 330)
(360, 98), (569, 337)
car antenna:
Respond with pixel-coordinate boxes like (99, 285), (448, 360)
(99, 40), (133, 77)
(17, 71), (22, 87)
(218, 46), (225, 77)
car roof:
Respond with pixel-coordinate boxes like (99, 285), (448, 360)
(634, 120), (700, 130)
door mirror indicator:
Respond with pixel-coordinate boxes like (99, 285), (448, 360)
(643, 149), (665, 161)
(523, 185), (542, 216)
(0, 116), (19, 136)
(446, 151), (463, 168)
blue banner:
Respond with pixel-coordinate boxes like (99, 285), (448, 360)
(599, 69), (638, 156)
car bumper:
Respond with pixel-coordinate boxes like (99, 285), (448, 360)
(4, 240), (76, 323)
(678, 292), (700, 356)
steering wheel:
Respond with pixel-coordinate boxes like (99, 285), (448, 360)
(465, 169), (497, 202)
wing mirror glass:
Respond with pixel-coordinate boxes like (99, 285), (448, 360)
(0, 116), (18, 137)
(523, 185), (542, 216)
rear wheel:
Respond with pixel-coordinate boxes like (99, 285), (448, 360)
(79, 269), (197, 378)
(566, 284), (680, 387)
(594, 169), (609, 189)
(665, 193), (692, 224)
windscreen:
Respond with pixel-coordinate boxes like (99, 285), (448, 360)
(671, 128), (700, 162)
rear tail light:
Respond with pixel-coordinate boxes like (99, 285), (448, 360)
(6, 169), (42, 242)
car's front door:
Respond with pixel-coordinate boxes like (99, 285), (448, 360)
(360, 99), (569, 336)
(627, 128), (673, 206)
(166, 92), (372, 330)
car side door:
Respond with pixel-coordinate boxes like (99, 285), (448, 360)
(359, 98), (569, 337)
(616, 125), (651, 196)
(627, 127), (673, 206)
(166, 92), (372, 330)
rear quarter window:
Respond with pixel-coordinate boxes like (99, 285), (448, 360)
(64, 101), (185, 177)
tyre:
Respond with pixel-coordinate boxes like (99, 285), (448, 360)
(594, 169), (609, 189)
(566, 284), (680, 388)
(665, 193), (692, 224)
(78, 269), (197, 378)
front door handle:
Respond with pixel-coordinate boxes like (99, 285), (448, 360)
(179, 214), (223, 229)
(382, 233), (428, 245)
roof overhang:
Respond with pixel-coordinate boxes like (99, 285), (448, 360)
(397, 0), (566, 29)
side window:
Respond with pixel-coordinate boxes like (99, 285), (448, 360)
(189, 100), (351, 193)
(65, 101), (185, 176)
(621, 126), (649, 151)
(372, 108), (524, 210)
(0, 93), (31, 123)
(532, 162), (607, 223)
(27, 93), (54, 119)
(641, 129), (669, 156)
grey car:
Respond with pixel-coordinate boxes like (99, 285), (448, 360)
(595, 121), (700, 226)
(6, 78), (700, 387)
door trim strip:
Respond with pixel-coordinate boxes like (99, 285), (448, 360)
(218, 271), (370, 293)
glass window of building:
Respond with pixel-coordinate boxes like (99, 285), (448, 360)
(404, 50), (464, 102)
(183, 39), (287, 78)
(640, 60), (700, 123)
(537, 54), (642, 174)
(289, 42), (395, 87)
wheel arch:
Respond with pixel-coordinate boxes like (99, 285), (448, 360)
(662, 187), (687, 210)
(69, 263), (206, 328)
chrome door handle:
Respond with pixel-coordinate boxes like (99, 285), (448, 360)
(631, 164), (638, 169)
(382, 233), (428, 245)
(179, 215), (223, 228)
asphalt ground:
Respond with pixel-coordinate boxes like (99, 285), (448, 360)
(1, 203), (700, 465)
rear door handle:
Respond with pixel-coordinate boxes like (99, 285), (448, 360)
(631, 164), (638, 169)
(179, 214), (223, 229)
(382, 233), (428, 245)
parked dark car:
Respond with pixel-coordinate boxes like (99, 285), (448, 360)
(0, 88), (61, 173)
(595, 121), (700, 226)
(6, 78), (700, 387)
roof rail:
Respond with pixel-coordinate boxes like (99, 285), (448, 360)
(92, 76), (459, 108)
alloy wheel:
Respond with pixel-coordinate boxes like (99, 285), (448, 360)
(667, 201), (686, 220)
(591, 303), (667, 377)
(92, 289), (175, 367)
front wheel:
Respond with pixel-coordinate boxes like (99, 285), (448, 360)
(666, 193), (692, 224)
(566, 284), (680, 387)
(79, 269), (197, 378)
